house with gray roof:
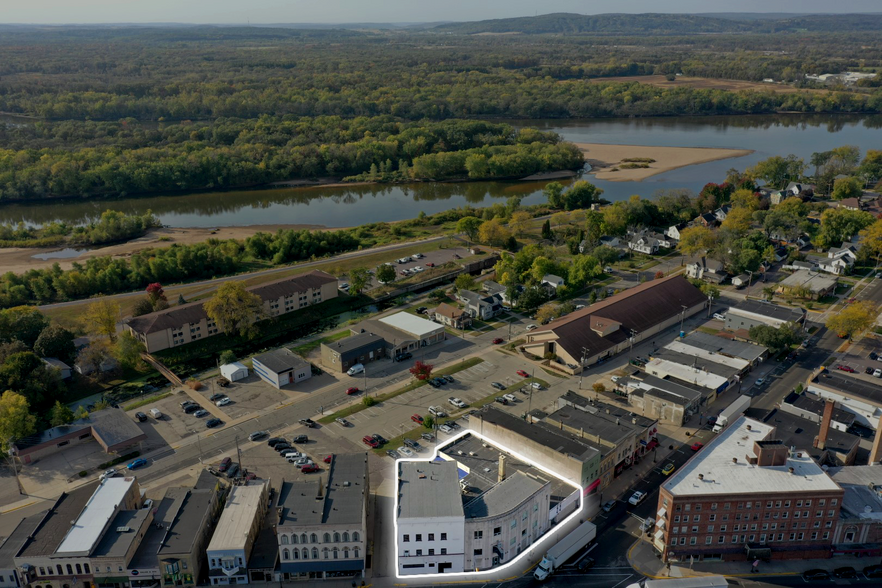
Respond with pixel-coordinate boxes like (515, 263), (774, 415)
(458, 289), (503, 320)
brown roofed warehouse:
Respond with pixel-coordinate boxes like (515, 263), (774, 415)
(522, 275), (707, 373)
(125, 271), (338, 352)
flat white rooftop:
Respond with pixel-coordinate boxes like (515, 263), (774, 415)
(665, 340), (749, 371)
(379, 312), (441, 338)
(55, 476), (134, 554)
(645, 358), (728, 390)
(207, 482), (266, 553)
(662, 417), (841, 497)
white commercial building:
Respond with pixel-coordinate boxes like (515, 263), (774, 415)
(644, 358), (730, 392)
(206, 481), (269, 585)
(378, 313), (446, 348)
(664, 340), (750, 373)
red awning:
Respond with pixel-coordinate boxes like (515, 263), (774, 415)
(583, 478), (601, 494)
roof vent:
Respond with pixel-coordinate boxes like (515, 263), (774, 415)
(746, 424), (752, 431)
(732, 457), (738, 463)
(788, 467), (795, 474)
(116, 526), (131, 533)
(343, 481), (351, 487)
(698, 473), (704, 480)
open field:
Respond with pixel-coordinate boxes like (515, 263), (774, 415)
(588, 74), (829, 94)
(576, 142), (754, 181)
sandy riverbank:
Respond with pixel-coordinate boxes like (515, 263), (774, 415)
(0, 224), (328, 273)
(575, 142), (754, 181)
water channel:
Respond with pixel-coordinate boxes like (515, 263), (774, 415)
(1, 114), (880, 229)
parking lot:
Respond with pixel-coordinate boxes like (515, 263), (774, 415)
(191, 373), (288, 420)
(832, 335), (882, 382)
(338, 246), (473, 291)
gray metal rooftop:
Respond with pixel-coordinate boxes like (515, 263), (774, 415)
(323, 332), (385, 355)
(813, 371), (882, 407)
(18, 483), (97, 558)
(827, 466), (882, 519)
(731, 299), (807, 322)
(761, 409), (860, 461)
(783, 391), (856, 427)
(651, 348), (741, 380)
(681, 331), (768, 363)
(0, 513), (42, 567)
(91, 509), (149, 558)
(475, 406), (602, 461)
(128, 494), (179, 569)
(557, 392), (657, 429)
(624, 373), (707, 402)
(277, 480), (323, 527)
(463, 472), (546, 519)
(158, 488), (215, 556)
(252, 348), (309, 374)
(398, 461), (463, 520)
(278, 453), (368, 527)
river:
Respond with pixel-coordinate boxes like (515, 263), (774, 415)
(1, 114), (880, 229)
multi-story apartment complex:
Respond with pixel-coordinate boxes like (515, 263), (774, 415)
(276, 453), (369, 581)
(656, 416), (844, 563)
(125, 271), (338, 352)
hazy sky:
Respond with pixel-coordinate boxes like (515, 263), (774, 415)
(2, 0), (880, 24)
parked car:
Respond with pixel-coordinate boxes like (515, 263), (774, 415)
(335, 417), (350, 427)
(226, 463), (239, 478)
(267, 437), (285, 447)
(443, 375), (454, 383)
(180, 399), (195, 408)
(323, 454), (333, 463)
(274, 443), (292, 453)
(135, 412), (147, 422)
(397, 446), (415, 458)
(416, 306), (428, 314)
(754, 377), (765, 385)
(491, 381), (506, 390)
(495, 396), (508, 405)
(802, 569), (829, 581)
(347, 363), (365, 376)
(301, 464), (319, 473)
(206, 418), (223, 428)
(577, 557), (595, 571)
(193, 409), (208, 418)
(210, 392), (226, 402)
(690, 442), (704, 451)
(420, 433), (434, 441)
(215, 397), (231, 407)
(248, 430), (268, 441)
(283, 451), (302, 460)
(525, 324), (537, 331)
(516, 369), (530, 378)
(639, 518), (656, 532)
(628, 491), (646, 506)
(100, 468), (118, 481)
(127, 458), (148, 470)
(448, 397), (467, 408)
(836, 364), (856, 373)
(601, 500), (616, 513)
(433, 377), (446, 386)
(603, 266), (614, 273)
(292, 435), (308, 443)
(870, 352), (879, 361)
(386, 449), (400, 459)
(362, 435), (380, 448)
(832, 567), (857, 579)
(713, 313), (726, 320)
(661, 463), (676, 475)
(427, 378), (440, 388)
(493, 337), (504, 344)
(503, 393), (517, 403)
(299, 418), (316, 428)
(403, 438), (421, 451)
(863, 564), (882, 578)
(428, 406), (447, 417)
(438, 423), (454, 434)
(294, 457), (314, 468)
(218, 457), (232, 472)
(372, 434), (387, 445)
(394, 352), (412, 362)
(411, 414), (424, 423)
(866, 366), (874, 375)
(183, 404), (202, 414)
(707, 416), (717, 426)
(530, 382), (543, 390)
(346, 387), (361, 395)
(874, 369), (882, 378)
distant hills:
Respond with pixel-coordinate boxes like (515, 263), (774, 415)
(431, 12), (882, 35)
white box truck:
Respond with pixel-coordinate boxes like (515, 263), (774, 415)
(533, 520), (596, 581)
(149, 408), (162, 419)
(712, 395), (751, 433)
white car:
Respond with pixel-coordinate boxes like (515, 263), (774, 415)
(713, 313), (726, 320)
(629, 490), (647, 505)
(874, 369), (882, 378)
(428, 406), (447, 417)
(530, 382), (543, 390)
(397, 446), (415, 458)
(100, 468), (118, 481)
(525, 324), (538, 331)
(294, 457), (314, 468)
(448, 397), (467, 408)
(335, 417), (350, 427)
(413, 266), (424, 272)
(438, 424), (454, 434)
(575, 304), (585, 310)
(215, 397), (231, 407)
(503, 393), (517, 403)
(283, 451), (302, 460)
(347, 363), (364, 376)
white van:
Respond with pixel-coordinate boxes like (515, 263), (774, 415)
(149, 408), (162, 419)
(347, 363), (365, 376)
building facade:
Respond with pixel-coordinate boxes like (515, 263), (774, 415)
(320, 333), (386, 373)
(251, 349), (311, 390)
(206, 482), (269, 585)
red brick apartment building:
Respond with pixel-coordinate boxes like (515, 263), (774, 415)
(655, 416), (844, 563)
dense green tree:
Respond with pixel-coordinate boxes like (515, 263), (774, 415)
(831, 177), (864, 201)
(746, 155), (806, 188)
(33, 325), (76, 364)
(49, 400), (75, 427)
(0, 391), (37, 452)
(0, 307), (49, 348)
(348, 268), (371, 295)
(204, 282), (265, 339)
(748, 322), (800, 352)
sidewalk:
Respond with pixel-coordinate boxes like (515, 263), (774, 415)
(628, 539), (878, 579)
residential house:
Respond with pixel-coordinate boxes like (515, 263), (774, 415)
(41, 358), (71, 380)
(458, 290), (503, 321)
(796, 235), (812, 249)
(480, 280), (511, 305)
(771, 182), (814, 205)
(650, 231), (675, 249)
(713, 205), (732, 222)
(626, 232), (659, 255)
(731, 274), (751, 288)
(782, 260), (817, 272)
(818, 243), (858, 275)
(694, 212), (718, 228)
(433, 303), (472, 330)
(777, 270), (838, 300)
(837, 197), (862, 211)
(541, 274), (565, 291)
(684, 255), (728, 284)
(665, 223), (687, 241)
(774, 246), (789, 262)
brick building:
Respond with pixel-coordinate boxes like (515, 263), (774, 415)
(655, 416), (844, 563)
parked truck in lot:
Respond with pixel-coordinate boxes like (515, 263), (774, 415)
(626, 575), (731, 588)
(533, 520), (596, 581)
(712, 395), (751, 434)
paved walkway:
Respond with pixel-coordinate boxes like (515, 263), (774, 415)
(628, 538), (879, 579)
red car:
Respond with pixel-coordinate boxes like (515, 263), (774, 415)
(690, 442), (704, 451)
(346, 387), (361, 395)
(411, 414), (424, 424)
(323, 454), (333, 463)
(836, 365), (856, 373)
(301, 464), (319, 473)
(426, 262), (435, 267)
(516, 370), (530, 378)
(493, 338), (504, 344)
(362, 435), (380, 448)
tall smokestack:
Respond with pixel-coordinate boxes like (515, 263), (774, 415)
(869, 414), (882, 465)
(817, 399), (835, 451)
(498, 454), (507, 483)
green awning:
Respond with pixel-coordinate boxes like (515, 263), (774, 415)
(94, 577), (131, 583)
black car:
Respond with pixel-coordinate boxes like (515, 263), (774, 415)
(866, 366), (874, 375)
(135, 412), (148, 422)
(292, 435), (308, 444)
(416, 306), (428, 314)
(299, 418), (316, 428)
(870, 352), (879, 360)
(372, 434), (387, 445)
(491, 382), (506, 391)
(433, 377), (446, 386)
(495, 396), (508, 405)
(180, 399), (195, 408)
(427, 379), (441, 388)
(802, 569), (829, 581)
(209, 392), (226, 402)
(864, 565), (882, 578)
(184, 403), (202, 414)
(577, 557), (595, 571)
(206, 418), (223, 428)
(445, 420), (460, 430)
(273, 443), (292, 452)
(833, 567), (857, 579)
(267, 437), (286, 447)
(394, 352), (412, 362)
(443, 375), (454, 383)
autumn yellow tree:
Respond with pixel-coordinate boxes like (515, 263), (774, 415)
(721, 207), (754, 234)
(478, 218), (512, 246)
(0, 391), (36, 453)
(508, 211), (532, 237)
(83, 299), (121, 342)
(859, 219), (882, 267)
(678, 226), (718, 257)
(535, 303), (559, 325)
(826, 301), (878, 338)
(204, 281), (265, 339)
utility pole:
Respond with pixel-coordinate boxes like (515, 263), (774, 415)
(745, 270), (754, 300)
(679, 305), (688, 337)
(578, 347), (588, 389)
(235, 435), (242, 472)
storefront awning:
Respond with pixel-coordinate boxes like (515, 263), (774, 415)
(94, 577), (130, 584)
(654, 529), (665, 540)
(657, 507), (667, 519)
(584, 478), (601, 494)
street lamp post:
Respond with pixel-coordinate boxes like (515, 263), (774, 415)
(578, 347), (588, 390)
(678, 305), (688, 337)
(745, 270), (754, 300)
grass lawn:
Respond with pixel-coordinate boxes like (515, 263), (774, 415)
(318, 357), (485, 424)
(291, 330), (350, 356)
(123, 391), (172, 411)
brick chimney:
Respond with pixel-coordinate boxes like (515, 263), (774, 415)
(816, 399), (835, 450)
(869, 414), (882, 465)
(498, 454), (507, 483)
